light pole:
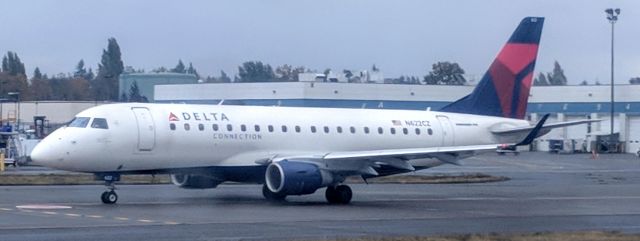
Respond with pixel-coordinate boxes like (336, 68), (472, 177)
(605, 8), (620, 137)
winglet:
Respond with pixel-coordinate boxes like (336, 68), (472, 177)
(514, 113), (550, 146)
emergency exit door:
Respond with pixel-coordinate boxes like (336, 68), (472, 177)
(131, 107), (156, 151)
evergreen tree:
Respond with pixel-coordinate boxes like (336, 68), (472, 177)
(128, 81), (145, 102)
(75, 59), (87, 77)
(629, 77), (640, 84)
(219, 70), (231, 83)
(547, 61), (567, 85)
(172, 60), (186, 73)
(1, 51), (26, 76)
(33, 67), (43, 79)
(186, 62), (199, 78)
(533, 72), (549, 86)
(93, 38), (124, 101)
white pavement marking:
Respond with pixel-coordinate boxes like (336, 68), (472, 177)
(114, 217), (129, 221)
(164, 221), (180, 225)
(42, 211), (58, 215)
(86, 215), (103, 218)
(64, 213), (81, 217)
(16, 205), (72, 210)
(137, 219), (154, 223)
(0, 208), (12, 211)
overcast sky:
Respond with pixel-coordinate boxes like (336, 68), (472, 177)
(1, 0), (638, 84)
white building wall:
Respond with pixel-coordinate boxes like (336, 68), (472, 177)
(1, 101), (106, 125)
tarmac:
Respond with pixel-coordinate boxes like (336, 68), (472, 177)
(1, 152), (640, 240)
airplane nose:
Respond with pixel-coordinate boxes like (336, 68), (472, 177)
(30, 140), (58, 166)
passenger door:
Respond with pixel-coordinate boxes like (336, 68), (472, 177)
(131, 107), (156, 151)
(436, 115), (455, 146)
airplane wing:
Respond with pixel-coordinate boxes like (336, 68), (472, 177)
(260, 144), (498, 178)
(318, 144), (499, 176)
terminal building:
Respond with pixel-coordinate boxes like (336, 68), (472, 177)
(155, 82), (640, 154)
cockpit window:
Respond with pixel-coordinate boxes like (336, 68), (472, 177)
(68, 117), (90, 128)
(91, 118), (109, 129)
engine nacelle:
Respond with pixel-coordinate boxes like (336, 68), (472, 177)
(265, 160), (332, 195)
(171, 174), (222, 189)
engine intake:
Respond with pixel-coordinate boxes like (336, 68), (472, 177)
(265, 160), (331, 195)
(171, 174), (222, 189)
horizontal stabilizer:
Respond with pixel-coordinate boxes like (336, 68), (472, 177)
(492, 118), (601, 135)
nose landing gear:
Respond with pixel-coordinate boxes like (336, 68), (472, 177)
(96, 173), (120, 204)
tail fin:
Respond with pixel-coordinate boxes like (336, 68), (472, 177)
(441, 17), (544, 119)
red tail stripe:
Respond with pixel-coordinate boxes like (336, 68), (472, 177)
(496, 43), (539, 74)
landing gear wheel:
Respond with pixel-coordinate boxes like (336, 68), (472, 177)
(101, 191), (118, 204)
(325, 185), (352, 204)
(262, 184), (286, 202)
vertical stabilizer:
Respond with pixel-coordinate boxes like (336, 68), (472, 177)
(441, 17), (544, 119)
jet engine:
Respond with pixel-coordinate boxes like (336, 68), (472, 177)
(265, 160), (332, 195)
(170, 174), (223, 189)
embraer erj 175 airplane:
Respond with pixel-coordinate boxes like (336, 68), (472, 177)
(31, 17), (594, 205)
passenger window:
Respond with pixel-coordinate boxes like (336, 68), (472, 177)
(350, 126), (356, 134)
(390, 128), (396, 135)
(378, 127), (383, 134)
(336, 126), (343, 133)
(184, 123), (190, 131)
(68, 117), (90, 128)
(268, 125), (274, 132)
(295, 126), (301, 133)
(198, 124), (204, 131)
(415, 128), (421, 135)
(427, 128), (433, 135)
(212, 124), (219, 131)
(241, 125), (247, 132)
(402, 128), (408, 135)
(324, 126), (330, 133)
(226, 124), (233, 131)
(255, 125), (261, 132)
(311, 126), (317, 133)
(169, 123), (176, 130)
(364, 127), (370, 134)
(281, 125), (288, 132)
(90, 118), (109, 129)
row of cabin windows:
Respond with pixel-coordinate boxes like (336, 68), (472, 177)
(170, 123), (434, 136)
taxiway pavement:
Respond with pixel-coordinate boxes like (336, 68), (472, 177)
(1, 152), (640, 240)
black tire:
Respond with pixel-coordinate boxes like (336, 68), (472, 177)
(326, 185), (352, 204)
(262, 184), (286, 202)
(325, 186), (339, 203)
(101, 191), (118, 204)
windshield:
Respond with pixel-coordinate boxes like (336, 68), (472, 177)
(91, 118), (109, 129)
(68, 117), (90, 128)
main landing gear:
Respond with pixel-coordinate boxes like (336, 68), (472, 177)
(97, 173), (120, 204)
(261, 184), (353, 204)
(325, 185), (352, 204)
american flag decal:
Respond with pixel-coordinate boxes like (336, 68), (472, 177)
(392, 120), (402, 126)
(169, 112), (179, 121)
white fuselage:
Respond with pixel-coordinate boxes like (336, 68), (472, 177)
(31, 103), (529, 173)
